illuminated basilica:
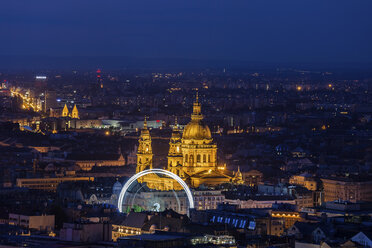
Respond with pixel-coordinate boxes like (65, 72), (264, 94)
(136, 94), (244, 190)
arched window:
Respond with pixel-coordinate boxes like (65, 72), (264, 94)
(208, 155), (211, 162)
(197, 155), (201, 163)
(190, 155), (194, 163)
(185, 154), (188, 162)
(203, 154), (206, 163)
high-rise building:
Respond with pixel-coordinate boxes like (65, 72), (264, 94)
(45, 90), (58, 112)
(97, 69), (103, 89)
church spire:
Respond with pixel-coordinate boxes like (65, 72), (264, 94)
(71, 104), (79, 119)
(170, 117), (181, 140)
(234, 166), (244, 184)
(191, 90), (203, 121)
(143, 116), (148, 129)
(62, 104), (69, 117)
(174, 116), (179, 131)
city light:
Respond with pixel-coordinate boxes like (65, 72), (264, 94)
(1, 1), (371, 246)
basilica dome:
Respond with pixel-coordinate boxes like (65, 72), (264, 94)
(182, 93), (212, 140)
(182, 120), (212, 140)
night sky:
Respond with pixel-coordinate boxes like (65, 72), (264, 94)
(2, 0), (372, 63)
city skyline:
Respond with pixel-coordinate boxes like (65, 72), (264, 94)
(1, 1), (372, 247)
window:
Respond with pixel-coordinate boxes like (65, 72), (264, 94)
(208, 155), (211, 162)
(203, 154), (206, 162)
(190, 155), (194, 163)
(197, 155), (201, 162)
(185, 154), (188, 162)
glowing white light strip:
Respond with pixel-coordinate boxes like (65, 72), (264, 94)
(117, 169), (194, 212)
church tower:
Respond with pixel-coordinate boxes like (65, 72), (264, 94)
(136, 117), (153, 174)
(62, 104), (69, 117)
(167, 118), (183, 176)
(234, 166), (244, 184)
(71, 104), (79, 119)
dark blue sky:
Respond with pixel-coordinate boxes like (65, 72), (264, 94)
(2, 0), (372, 63)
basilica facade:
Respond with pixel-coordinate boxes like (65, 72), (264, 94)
(135, 94), (243, 190)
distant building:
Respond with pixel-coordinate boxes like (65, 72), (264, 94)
(45, 90), (58, 112)
(271, 211), (302, 229)
(68, 152), (126, 171)
(59, 222), (111, 243)
(16, 177), (94, 191)
(117, 232), (236, 248)
(290, 174), (317, 191)
(225, 196), (296, 209)
(9, 213), (55, 232)
(321, 177), (372, 202)
(112, 211), (187, 241)
(243, 169), (263, 186)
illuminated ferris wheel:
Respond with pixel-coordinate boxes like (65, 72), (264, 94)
(117, 169), (194, 215)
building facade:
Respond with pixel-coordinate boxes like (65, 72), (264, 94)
(135, 94), (243, 190)
(321, 177), (372, 202)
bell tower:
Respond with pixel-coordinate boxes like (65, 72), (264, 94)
(71, 104), (79, 119)
(62, 104), (69, 117)
(167, 117), (183, 176)
(136, 117), (153, 173)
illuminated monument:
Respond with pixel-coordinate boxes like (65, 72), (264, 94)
(136, 93), (244, 190)
(61, 104), (79, 119)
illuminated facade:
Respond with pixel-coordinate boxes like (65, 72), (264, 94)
(136, 118), (153, 174)
(321, 178), (372, 203)
(61, 104), (79, 119)
(289, 174), (317, 191)
(135, 94), (243, 190)
(271, 211), (302, 229)
(62, 104), (69, 117)
(71, 104), (79, 119)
